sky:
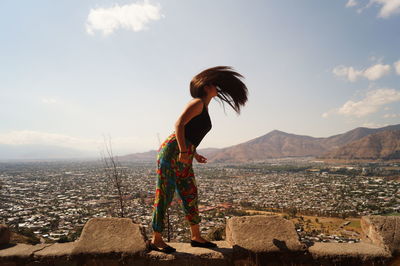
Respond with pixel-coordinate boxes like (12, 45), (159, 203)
(0, 0), (400, 159)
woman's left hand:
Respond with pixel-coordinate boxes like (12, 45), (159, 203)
(194, 153), (207, 163)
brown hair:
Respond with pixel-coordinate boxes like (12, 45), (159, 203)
(190, 66), (248, 114)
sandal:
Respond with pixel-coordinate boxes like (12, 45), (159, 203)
(148, 240), (176, 254)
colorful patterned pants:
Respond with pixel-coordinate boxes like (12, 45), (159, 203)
(151, 133), (201, 233)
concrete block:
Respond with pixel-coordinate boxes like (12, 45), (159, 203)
(309, 242), (391, 265)
(34, 242), (76, 257)
(361, 215), (400, 255)
(143, 241), (234, 266)
(225, 215), (305, 253)
(71, 217), (147, 256)
(0, 243), (51, 259)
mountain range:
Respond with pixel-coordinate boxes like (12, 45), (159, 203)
(321, 129), (400, 160)
(120, 124), (400, 163)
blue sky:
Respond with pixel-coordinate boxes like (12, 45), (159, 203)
(0, 0), (400, 157)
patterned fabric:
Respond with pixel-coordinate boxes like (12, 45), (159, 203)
(151, 132), (201, 233)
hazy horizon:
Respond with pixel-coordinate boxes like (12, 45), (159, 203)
(1, 122), (399, 161)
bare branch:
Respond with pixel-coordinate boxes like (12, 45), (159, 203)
(100, 135), (126, 218)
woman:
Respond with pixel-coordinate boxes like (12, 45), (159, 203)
(149, 66), (248, 253)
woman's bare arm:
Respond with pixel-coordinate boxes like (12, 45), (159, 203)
(174, 98), (203, 162)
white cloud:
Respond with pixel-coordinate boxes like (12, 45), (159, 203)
(332, 65), (363, 82)
(337, 88), (400, 117)
(346, 0), (359, 7)
(321, 108), (339, 118)
(41, 97), (57, 104)
(394, 60), (400, 75)
(370, 0), (400, 18)
(363, 64), (391, 80)
(332, 63), (391, 82)
(348, 0), (400, 18)
(362, 122), (389, 128)
(86, 1), (163, 36)
(383, 113), (400, 118)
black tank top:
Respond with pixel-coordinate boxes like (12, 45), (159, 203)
(184, 101), (212, 147)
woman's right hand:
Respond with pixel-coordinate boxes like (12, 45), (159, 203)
(178, 152), (190, 164)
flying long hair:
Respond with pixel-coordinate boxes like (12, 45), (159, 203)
(190, 66), (248, 114)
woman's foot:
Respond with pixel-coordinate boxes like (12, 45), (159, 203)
(190, 236), (208, 243)
(148, 239), (176, 253)
(150, 238), (169, 249)
(190, 225), (217, 248)
(190, 236), (217, 248)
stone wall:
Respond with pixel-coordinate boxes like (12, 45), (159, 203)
(0, 215), (399, 265)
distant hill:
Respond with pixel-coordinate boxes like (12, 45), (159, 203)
(207, 130), (326, 163)
(320, 129), (400, 160)
(120, 124), (400, 163)
(118, 150), (158, 162)
(206, 124), (400, 162)
(118, 147), (221, 162)
(321, 124), (400, 150)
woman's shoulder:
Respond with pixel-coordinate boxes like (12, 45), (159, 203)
(188, 98), (205, 109)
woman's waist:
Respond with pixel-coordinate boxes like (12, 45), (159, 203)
(167, 132), (196, 149)
(158, 133), (196, 161)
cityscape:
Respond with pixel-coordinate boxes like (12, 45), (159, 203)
(1, 158), (399, 245)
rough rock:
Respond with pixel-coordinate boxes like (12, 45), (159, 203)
(71, 217), (147, 256)
(0, 243), (51, 259)
(34, 242), (77, 257)
(361, 215), (400, 255)
(225, 215), (305, 253)
(144, 241), (234, 265)
(31, 242), (78, 266)
(309, 242), (391, 265)
(0, 224), (10, 245)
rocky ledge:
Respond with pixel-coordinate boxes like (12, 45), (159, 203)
(0, 215), (399, 265)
